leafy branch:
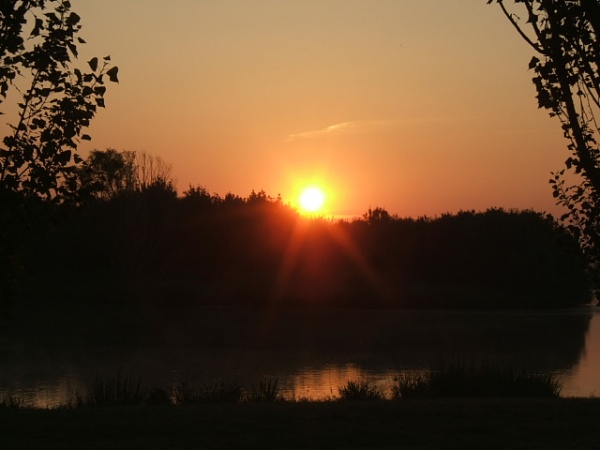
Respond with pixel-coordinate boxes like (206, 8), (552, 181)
(0, 0), (118, 202)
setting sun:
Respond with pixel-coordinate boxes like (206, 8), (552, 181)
(299, 187), (326, 213)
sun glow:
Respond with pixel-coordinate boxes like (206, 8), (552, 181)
(299, 186), (326, 214)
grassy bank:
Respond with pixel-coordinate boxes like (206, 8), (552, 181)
(37, 363), (561, 408)
(2, 398), (600, 449)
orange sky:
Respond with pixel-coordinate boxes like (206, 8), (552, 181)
(60, 1), (570, 218)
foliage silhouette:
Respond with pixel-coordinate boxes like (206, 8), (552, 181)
(19, 176), (591, 310)
(78, 149), (137, 200)
(490, 0), (600, 279)
(0, 0), (117, 316)
(0, 0), (118, 202)
(77, 149), (174, 202)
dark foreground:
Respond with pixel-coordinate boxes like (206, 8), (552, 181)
(2, 398), (600, 450)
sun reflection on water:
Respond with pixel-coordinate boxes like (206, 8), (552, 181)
(2, 310), (600, 407)
(284, 364), (393, 400)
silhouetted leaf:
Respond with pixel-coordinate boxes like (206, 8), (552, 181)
(528, 56), (539, 69)
(68, 43), (78, 58)
(88, 57), (98, 72)
(566, 158), (574, 169)
(31, 18), (44, 37)
(56, 150), (72, 165)
(106, 66), (119, 83)
(81, 134), (91, 141)
(32, 118), (46, 128)
(66, 12), (81, 26)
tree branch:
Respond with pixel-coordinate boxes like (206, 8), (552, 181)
(497, 0), (544, 53)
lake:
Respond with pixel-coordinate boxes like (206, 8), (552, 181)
(1, 302), (599, 407)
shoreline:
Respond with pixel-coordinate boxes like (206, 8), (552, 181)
(3, 398), (600, 449)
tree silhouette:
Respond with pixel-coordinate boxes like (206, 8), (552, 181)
(78, 149), (174, 201)
(363, 207), (392, 224)
(78, 149), (136, 200)
(0, 0), (117, 316)
(489, 0), (600, 278)
(0, 0), (118, 202)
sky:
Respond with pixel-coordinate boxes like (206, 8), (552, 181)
(59, 1), (571, 218)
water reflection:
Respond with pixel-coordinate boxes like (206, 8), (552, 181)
(284, 364), (395, 400)
(1, 305), (598, 408)
(561, 309), (600, 397)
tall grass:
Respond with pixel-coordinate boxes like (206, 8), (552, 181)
(392, 361), (562, 399)
(76, 373), (147, 407)
(0, 394), (26, 409)
(173, 381), (243, 405)
(146, 386), (172, 406)
(5, 364), (562, 410)
(338, 380), (384, 401)
(248, 378), (282, 403)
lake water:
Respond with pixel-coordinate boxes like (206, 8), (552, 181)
(1, 303), (599, 407)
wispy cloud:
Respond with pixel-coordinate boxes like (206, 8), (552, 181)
(285, 117), (469, 142)
(285, 121), (364, 142)
(285, 120), (408, 142)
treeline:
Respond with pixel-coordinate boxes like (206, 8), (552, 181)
(1, 151), (590, 310)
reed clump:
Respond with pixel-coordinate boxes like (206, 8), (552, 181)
(338, 380), (384, 401)
(173, 381), (243, 405)
(18, 363), (564, 410)
(391, 361), (562, 399)
(76, 373), (147, 407)
(248, 378), (285, 403)
(0, 395), (26, 409)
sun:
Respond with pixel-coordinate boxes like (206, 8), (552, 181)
(299, 186), (326, 213)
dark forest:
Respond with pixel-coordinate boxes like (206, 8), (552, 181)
(1, 156), (591, 312)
